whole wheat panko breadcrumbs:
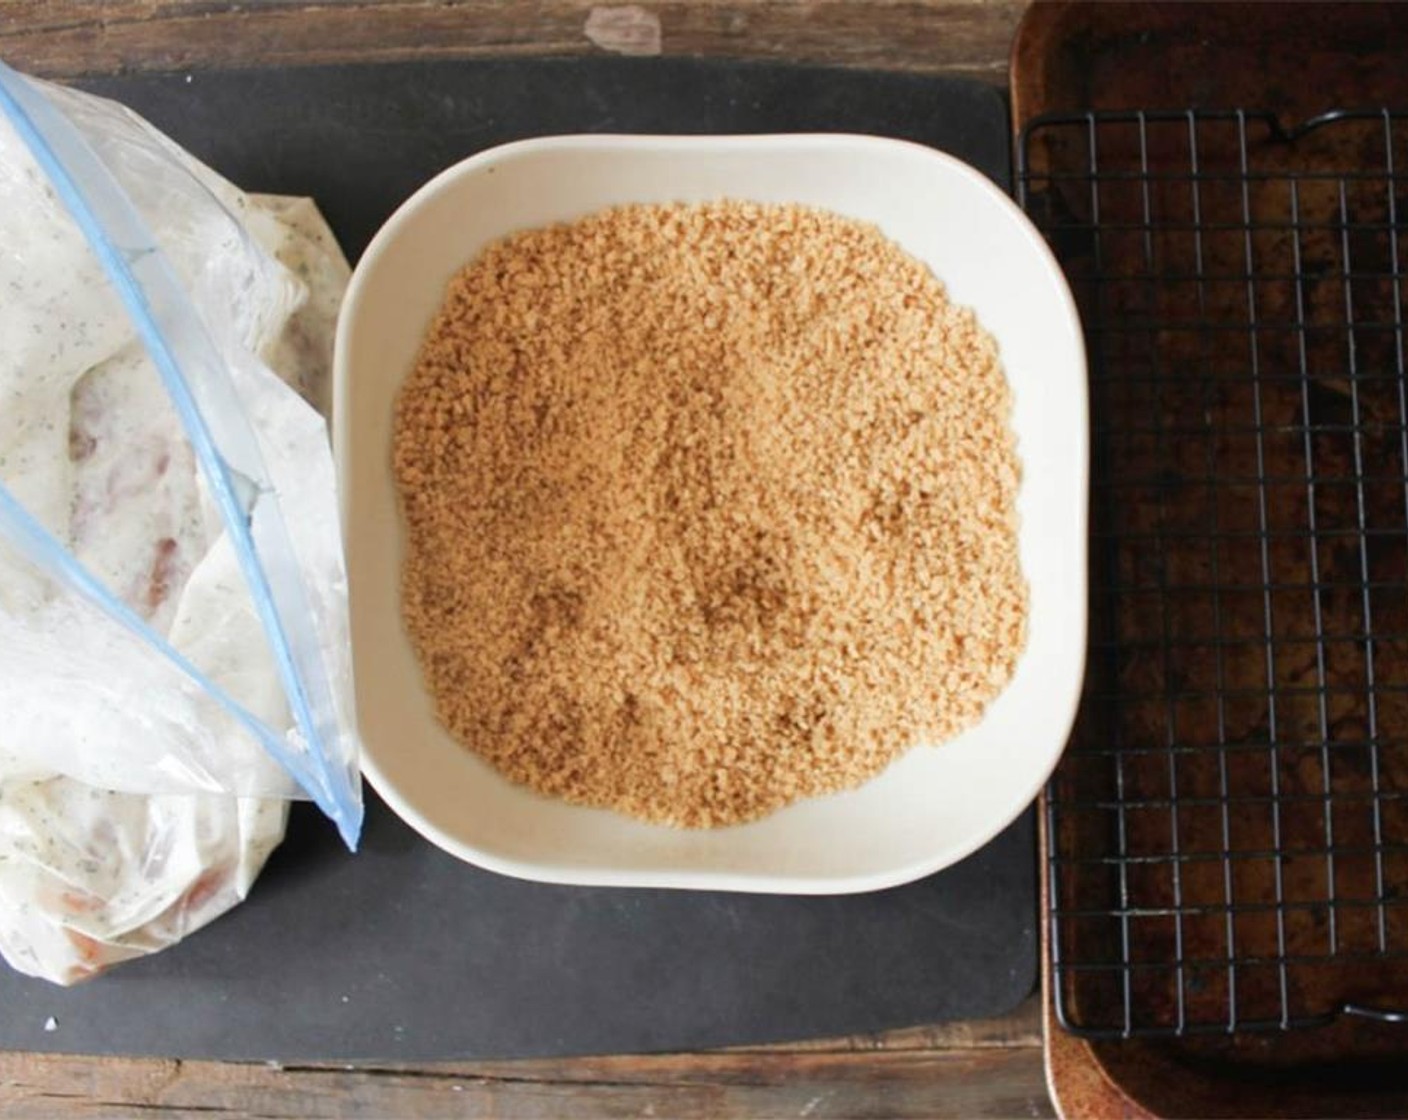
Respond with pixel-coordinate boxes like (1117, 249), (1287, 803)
(394, 200), (1027, 828)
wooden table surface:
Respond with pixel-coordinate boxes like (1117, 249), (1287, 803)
(0, 4), (1046, 1117)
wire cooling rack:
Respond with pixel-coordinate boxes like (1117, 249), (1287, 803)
(1019, 109), (1408, 1037)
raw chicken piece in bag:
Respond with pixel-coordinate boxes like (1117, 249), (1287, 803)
(0, 66), (362, 984)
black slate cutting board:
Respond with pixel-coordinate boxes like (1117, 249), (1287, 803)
(0, 58), (1035, 1062)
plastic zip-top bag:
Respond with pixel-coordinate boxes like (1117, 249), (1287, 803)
(0, 64), (362, 983)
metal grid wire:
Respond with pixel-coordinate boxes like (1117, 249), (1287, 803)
(1019, 109), (1408, 1037)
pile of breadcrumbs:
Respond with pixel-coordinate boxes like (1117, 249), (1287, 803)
(394, 200), (1026, 828)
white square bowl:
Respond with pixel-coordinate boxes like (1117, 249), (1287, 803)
(333, 133), (1087, 894)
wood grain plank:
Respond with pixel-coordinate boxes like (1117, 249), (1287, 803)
(0, 998), (1044, 1117)
(0, 1044), (1052, 1119)
(0, 999), (1043, 1117)
(1, 0), (1026, 81)
(744, 994), (1042, 1053)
